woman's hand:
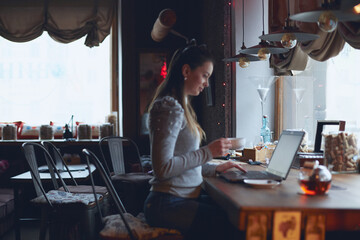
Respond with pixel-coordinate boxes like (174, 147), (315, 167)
(207, 138), (232, 158)
(215, 161), (247, 173)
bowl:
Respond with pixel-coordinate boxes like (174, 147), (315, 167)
(228, 137), (246, 150)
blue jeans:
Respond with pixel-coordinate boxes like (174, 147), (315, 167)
(144, 191), (231, 240)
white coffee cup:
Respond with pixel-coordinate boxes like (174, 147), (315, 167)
(228, 137), (246, 150)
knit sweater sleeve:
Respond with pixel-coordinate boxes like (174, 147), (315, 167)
(149, 96), (213, 180)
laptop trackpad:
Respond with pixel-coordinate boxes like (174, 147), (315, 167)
(220, 170), (282, 182)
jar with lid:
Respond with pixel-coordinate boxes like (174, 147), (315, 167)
(78, 124), (92, 140)
(324, 132), (359, 172)
(3, 124), (17, 140)
(40, 125), (54, 140)
(100, 123), (114, 139)
(0, 124), (4, 140)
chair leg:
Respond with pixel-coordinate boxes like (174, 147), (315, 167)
(39, 208), (48, 240)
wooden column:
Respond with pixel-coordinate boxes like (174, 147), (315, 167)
(274, 76), (284, 140)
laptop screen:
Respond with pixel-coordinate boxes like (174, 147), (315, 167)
(266, 131), (304, 179)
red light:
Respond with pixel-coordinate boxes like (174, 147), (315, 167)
(160, 61), (167, 79)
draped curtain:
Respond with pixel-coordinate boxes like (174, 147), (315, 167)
(0, 0), (115, 47)
(269, 0), (360, 75)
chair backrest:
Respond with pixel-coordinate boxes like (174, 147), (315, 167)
(22, 142), (69, 206)
(41, 141), (78, 186)
(82, 148), (136, 240)
(99, 136), (143, 176)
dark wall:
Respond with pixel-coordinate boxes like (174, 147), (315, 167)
(122, 0), (229, 153)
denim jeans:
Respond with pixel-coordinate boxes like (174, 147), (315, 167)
(144, 191), (231, 240)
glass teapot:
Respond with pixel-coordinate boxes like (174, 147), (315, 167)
(299, 160), (332, 195)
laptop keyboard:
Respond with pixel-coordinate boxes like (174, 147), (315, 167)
(244, 171), (274, 179)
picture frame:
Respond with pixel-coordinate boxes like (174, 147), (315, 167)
(273, 211), (301, 240)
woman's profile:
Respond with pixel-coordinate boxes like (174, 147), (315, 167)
(143, 42), (246, 240)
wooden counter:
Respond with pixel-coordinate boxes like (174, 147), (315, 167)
(204, 165), (360, 234)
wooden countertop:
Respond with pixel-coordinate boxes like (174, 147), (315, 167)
(204, 165), (360, 231)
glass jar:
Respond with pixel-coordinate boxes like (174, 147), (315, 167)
(3, 124), (17, 140)
(100, 123), (114, 139)
(324, 132), (359, 172)
(40, 125), (53, 140)
(78, 124), (92, 140)
(299, 160), (332, 195)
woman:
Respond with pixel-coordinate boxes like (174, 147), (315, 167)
(144, 44), (246, 240)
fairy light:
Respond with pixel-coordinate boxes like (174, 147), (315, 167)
(217, 0), (232, 130)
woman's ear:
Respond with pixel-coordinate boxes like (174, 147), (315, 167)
(181, 64), (190, 79)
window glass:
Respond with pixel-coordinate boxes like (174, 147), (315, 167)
(283, 43), (360, 148)
(0, 32), (111, 126)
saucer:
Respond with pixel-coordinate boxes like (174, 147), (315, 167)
(244, 179), (280, 189)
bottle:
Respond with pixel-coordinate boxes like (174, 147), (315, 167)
(63, 124), (73, 140)
(260, 115), (271, 143)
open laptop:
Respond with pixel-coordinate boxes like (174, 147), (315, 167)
(220, 130), (305, 182)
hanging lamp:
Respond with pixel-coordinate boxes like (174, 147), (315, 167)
(223, 0), (260, 68)
(239, 0), (289, 60)
(289, 0), (360, 33)
(259, 0), (319, 49)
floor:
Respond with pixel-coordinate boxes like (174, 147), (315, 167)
(2, 221), (45, 240)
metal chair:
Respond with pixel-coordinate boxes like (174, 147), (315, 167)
(41, 141), (108, 194)
(22, 142), (103, 240)
(99, 136), (152, 215)
(41, 141), (111, 216)
(82, 148), (182, 240)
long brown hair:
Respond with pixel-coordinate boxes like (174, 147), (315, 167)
(148, 44), (214, 141)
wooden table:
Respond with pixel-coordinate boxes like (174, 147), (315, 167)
(11, 164), (96, 240)
(203, 165), (360, 237)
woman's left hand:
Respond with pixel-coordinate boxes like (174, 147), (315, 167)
(215, 161), (247, 173)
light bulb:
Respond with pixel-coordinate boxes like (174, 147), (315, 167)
(238, 57), (250, 68)
(258, 48), (270, 61)
(281, 33), (297, 49)
(354, 4), (360, 14)
(317, 11), (338, 33)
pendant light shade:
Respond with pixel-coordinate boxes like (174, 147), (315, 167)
(223, 52), (260, 62)
(259, 0), (320, 48)
(239, 40), (289, 55)
(222, 0), (260, 67)
(240, 0), (289, 60)
(289, 0), (360, 33)
(260, 28), (319, 42)
(290, 9), (360, 23)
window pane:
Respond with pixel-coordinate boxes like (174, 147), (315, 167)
(0, 32), (111, 126)
(284, 43), (360, 148)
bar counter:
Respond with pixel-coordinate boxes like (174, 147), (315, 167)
(204, 164), (360, 237)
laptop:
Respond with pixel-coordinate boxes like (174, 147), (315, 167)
(220, 130), (305, 182)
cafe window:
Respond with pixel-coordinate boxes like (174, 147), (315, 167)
(283, 43), (360, 147)
(0, 32), (111, 126)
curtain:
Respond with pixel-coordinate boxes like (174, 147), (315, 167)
(338, 22), (360, 49)
(0, 0), (115, 47)
(269, 0), (360, 73)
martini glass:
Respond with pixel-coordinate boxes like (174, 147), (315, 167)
(285, 76), (314, 128)
(248, 76), (278, 120)
(293, 87), (306, 128)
